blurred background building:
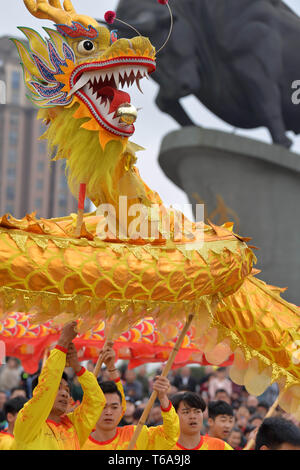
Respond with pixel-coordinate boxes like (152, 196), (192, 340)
(0, 36), (78, 218)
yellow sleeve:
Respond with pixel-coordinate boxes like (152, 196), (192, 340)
(13, 347), (66, 445)
(137, 402), (180, 450)
(66, 367), (106, 448)
(224, 442), (234, 450)
(0, 433), (14, 450)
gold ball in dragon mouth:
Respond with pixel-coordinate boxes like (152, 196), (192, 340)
(116, 103), (138, 125)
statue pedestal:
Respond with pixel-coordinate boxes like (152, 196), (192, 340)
(159, 126), (300, 304)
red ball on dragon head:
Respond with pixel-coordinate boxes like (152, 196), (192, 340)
(104, 10), (116, 25)
(157, 0), (169, 4)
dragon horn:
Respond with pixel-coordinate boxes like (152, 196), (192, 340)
(23, 0), (98, 28)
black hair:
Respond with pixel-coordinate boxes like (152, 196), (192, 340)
(249, 413), (263, 424)
(215, 388), (230, 396)
(208, 400), (234, 419)
(247, 406), (257, 415)
(257, 401), (269, 411)
(171, 391), (206, 412)
(255, 417), (300, 450)
(31, 371), (71, 395)
(98, 380), (122, 404)
(133, 408), (144, 421)
(4, 396), (27, 418)
(10, 386), (27, 397)
(244, 424), (256, 435)
(230, 427), (242, 435)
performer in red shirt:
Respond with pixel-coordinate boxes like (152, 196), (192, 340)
(170, 392), (233, 450)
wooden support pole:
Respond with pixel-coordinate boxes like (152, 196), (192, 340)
(127, 313), (194, 450)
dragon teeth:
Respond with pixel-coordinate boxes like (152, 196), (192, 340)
(78, 63), (150, 127)
(72, 65), (148, 95)
(112, 71), (119, 89)
(68, 74), (90, 96)
(136, 78), (143, 94)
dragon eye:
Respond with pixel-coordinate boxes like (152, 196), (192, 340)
(77, 40), (96, 54)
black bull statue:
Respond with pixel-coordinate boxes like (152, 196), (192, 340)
(109, 0), (300, 148)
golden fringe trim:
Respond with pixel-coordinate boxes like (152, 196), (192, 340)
(1, 283), (298, 412)
(0, 285), (220, 337)
(1, 227), (248, 263)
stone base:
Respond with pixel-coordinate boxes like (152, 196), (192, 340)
(159, 126), (300, 304)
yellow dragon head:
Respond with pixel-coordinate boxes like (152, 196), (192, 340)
(13, 1), (156, 146)
(12, 1), (157, 205)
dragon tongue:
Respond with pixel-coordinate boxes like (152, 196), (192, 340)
(99, 87), (131, 114)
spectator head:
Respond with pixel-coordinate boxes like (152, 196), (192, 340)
(244, 424), (256, 440)
(10, 386), (27, 399)
(255, 417), (300, 450)
(171, 392), (206, 436)
(86, 360), (95, 372)
(249, 413), (263, 428)
(208, 401), (235, 441)
(231, 398), (242, 410)
(247, 395), (259, 408)
(257, 401), (269, 417)
(236, 404), (251, 420)
(137, 366), (147, 376)
(4, 396), (27, 430)
(132, 407), (143, 425)
(247, 406), (257, 416)
(215, 367), (227, 379)
(227, 427), (243, 449)
(6, 357), (19, 369)
(214, 388), (231, 404)
(31, 371), (72, 416)
(125, 370), (137, 384)
(148, 404), (162, 426)
(97, 381), (123, 430)
(181, 367), (191, 378)
(124, 396), (136, 418)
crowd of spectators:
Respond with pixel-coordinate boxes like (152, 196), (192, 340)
(1, 356), (299, 450)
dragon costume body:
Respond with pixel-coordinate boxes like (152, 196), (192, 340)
(0, 1), (299, 418)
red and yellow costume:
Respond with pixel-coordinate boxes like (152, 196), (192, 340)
(82, 401), (179, 451)
(11, 347), (105, 450)
(0, 430), (14, 450)
(173, 435), (232, 451)
(82, 376), (179, 450)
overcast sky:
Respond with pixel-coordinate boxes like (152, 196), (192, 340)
(1, 0), (300, 218)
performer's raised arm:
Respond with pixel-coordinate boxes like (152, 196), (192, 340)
(144, 375), (180, 450)
(12, 322), (77, 449)
(65, 343), (106, 448)
(12, 322), (105, 450)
